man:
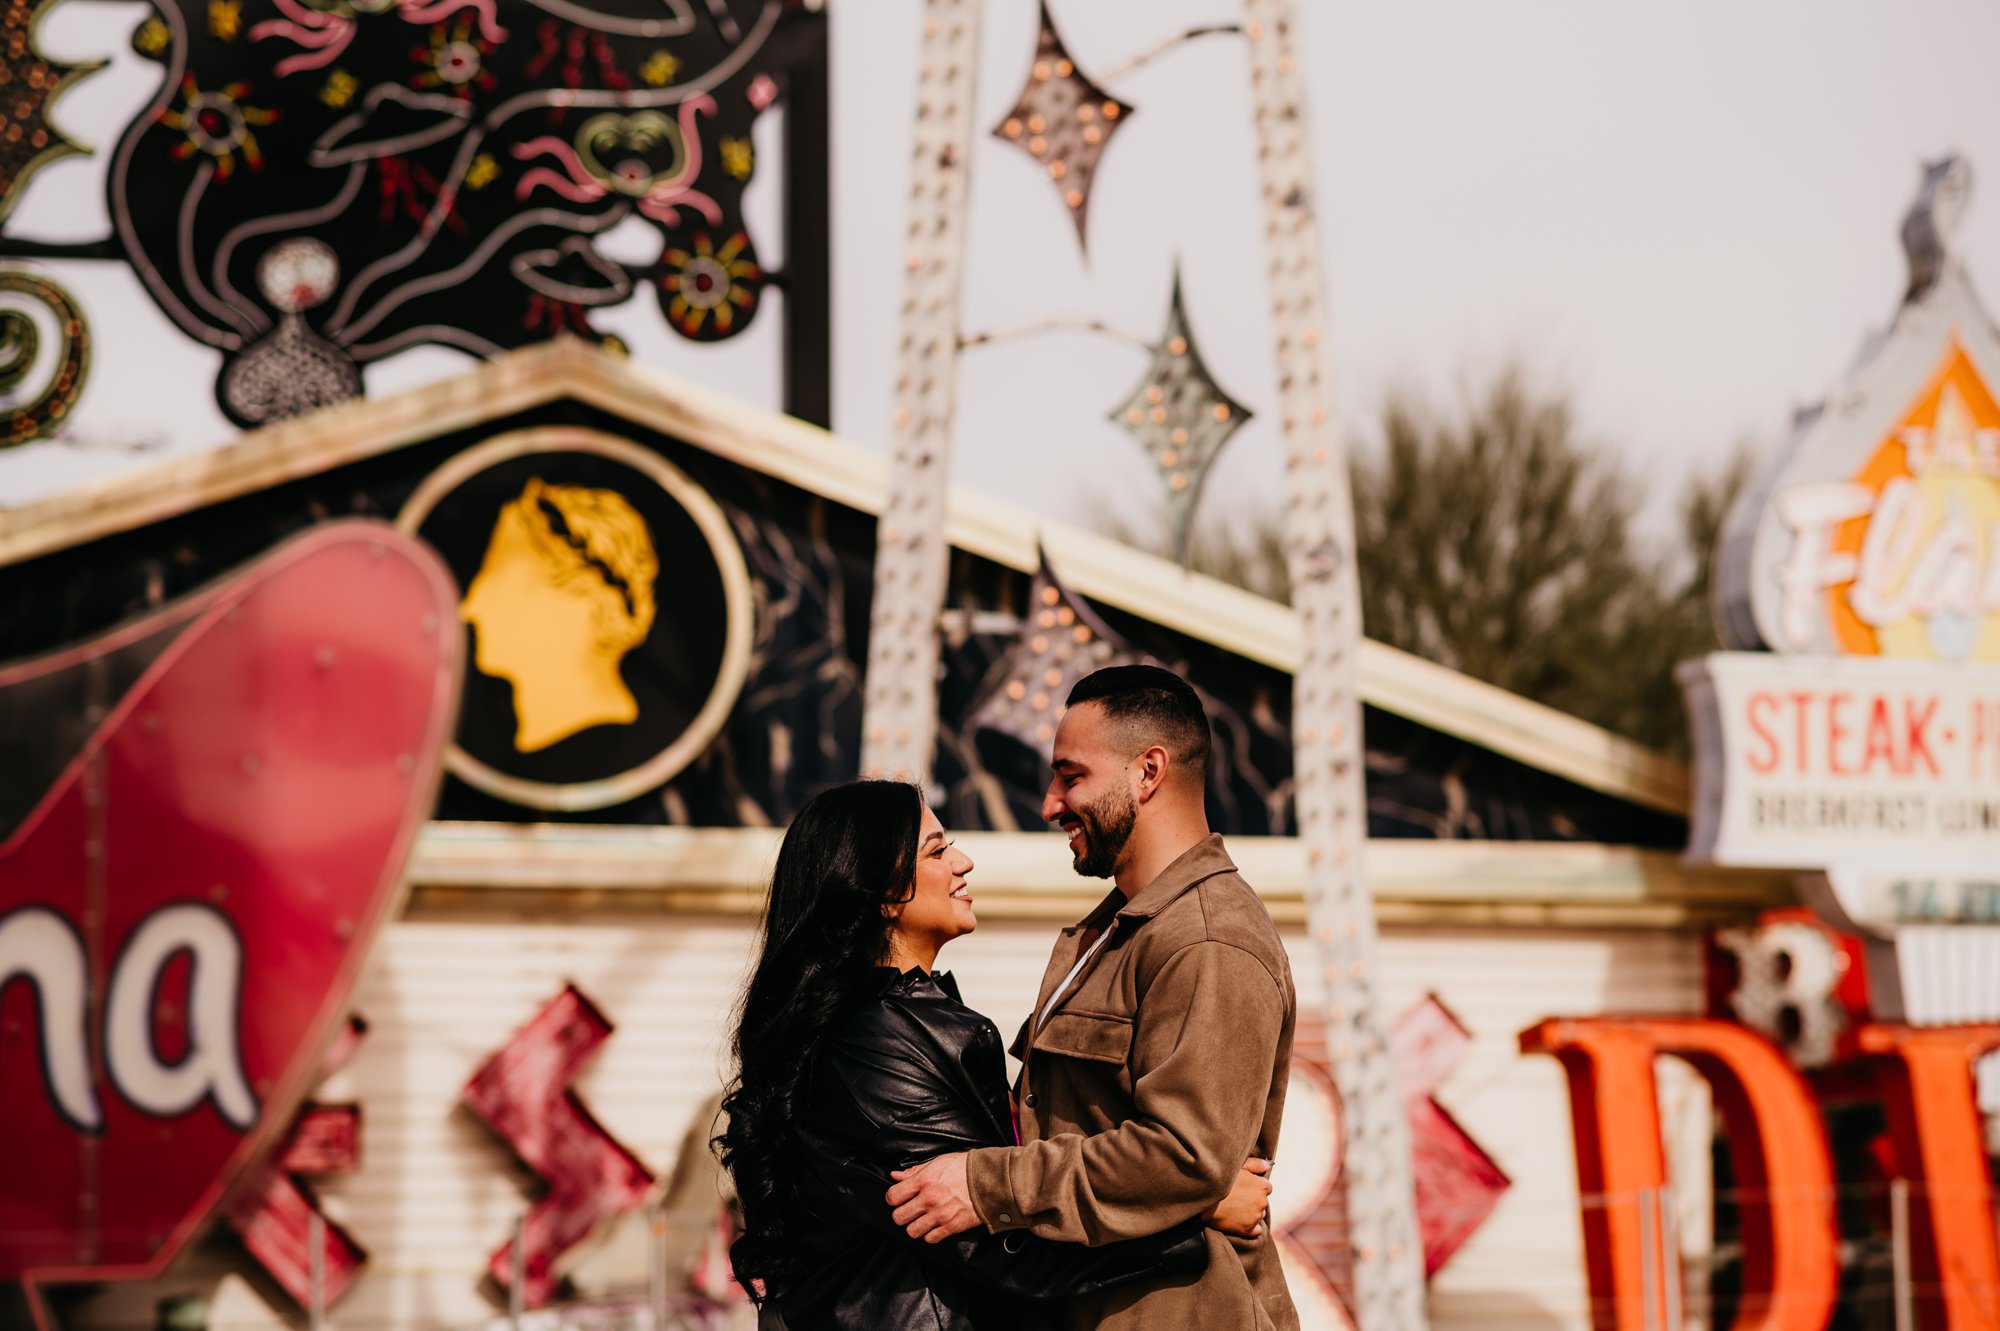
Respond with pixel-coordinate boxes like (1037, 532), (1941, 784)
(886, 665), (1300, 1330)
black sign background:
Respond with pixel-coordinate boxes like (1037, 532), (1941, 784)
(0, 392), (1688, 846)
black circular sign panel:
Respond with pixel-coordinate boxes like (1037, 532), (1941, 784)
(399, 429), (751, 810)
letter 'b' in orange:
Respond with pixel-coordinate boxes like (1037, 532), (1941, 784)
(1520, 1018), (1838, 1331)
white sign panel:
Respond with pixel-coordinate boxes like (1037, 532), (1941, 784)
(1680, 652), (2000, 874)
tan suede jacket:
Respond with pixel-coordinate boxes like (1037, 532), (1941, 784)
(964, 835), (1300, 1331)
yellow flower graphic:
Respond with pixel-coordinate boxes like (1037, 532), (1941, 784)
(720, 136), (752, 180)
(135, 16), (170, 56)
(411, 16), (496, 98)
(208, 0), (240, 41)
(662, 231), (759, 338)
(321, 69), (357, 109)
(159, 75), (277, 180)
(641, 50), (680, 87)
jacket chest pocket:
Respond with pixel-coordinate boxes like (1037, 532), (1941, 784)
(1032, 1011), (1144, 1111)
(1032, 1011), (1132, 1062)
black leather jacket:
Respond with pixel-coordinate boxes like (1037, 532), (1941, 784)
(758, 968), (1206, 1330)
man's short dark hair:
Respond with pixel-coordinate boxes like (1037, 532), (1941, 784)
(1065, 664), (1210, 788)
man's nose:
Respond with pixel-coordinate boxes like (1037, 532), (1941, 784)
(1040, 786), (1064, 824)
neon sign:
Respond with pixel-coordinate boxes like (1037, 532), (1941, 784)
(0, 524), (458, 1327)
(1768, 344), (2000, 661)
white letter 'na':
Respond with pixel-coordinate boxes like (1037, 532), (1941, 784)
(106, 903), (258, 1130)
(0, 907), (101, 1130)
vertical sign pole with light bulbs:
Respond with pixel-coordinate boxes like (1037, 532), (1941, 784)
(858, 0), (983, 785)
(863, 8), (1430, 1316)
(1242, 1), (1429, 1325)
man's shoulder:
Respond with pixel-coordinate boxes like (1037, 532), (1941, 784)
(1139, 866), (1290, 975)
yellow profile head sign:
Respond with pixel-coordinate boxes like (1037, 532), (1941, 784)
(460, 477), (660, 752)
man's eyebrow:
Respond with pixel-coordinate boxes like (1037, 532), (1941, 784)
(1050, 757), (1083, 774)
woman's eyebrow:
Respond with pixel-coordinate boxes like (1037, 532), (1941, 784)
(920, 830), (944, 851)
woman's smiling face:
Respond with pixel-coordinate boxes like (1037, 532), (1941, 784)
(886, 803), (977, 969)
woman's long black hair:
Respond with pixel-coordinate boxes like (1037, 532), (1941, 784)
(716, 779), (923, 1297)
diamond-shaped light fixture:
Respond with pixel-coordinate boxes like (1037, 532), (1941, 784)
(991, 1), (1132, 251)
(971, 549), (1138, 758)
(1108, 269), (1254, 563)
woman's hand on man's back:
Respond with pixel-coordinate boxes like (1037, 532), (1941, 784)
(1203, 1157), (1273, 1238)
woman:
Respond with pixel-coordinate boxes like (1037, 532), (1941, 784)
(717, 781), (1271, 1329)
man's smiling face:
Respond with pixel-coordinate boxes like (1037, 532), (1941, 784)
(1041, 701), (1138, 879)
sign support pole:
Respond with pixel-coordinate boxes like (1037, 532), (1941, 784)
(1660, 1183), (1683, 1330)
(1241, 2), (1427, 1325)
(1891, 1177), (1915, 1331)
(649, 1206), (668, 1331)
(509, 1213), (526, 1329)
(859, 0), (983, 784)
(1638, 1189), (1659, 1331)
(308, 1210), (327, 1331)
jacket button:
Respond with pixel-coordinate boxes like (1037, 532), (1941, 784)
(998, 1213), (1013, 1225)
(1023, 1093), (1037, 1108)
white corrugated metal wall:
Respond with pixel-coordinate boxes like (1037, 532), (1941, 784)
(61, 914), (1706, 1331)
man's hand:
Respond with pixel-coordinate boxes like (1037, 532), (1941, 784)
(1203, 1157), (1273, 1238)
(885, 1152), (979, 1244)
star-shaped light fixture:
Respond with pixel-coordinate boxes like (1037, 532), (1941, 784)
(971, 550), (1138, 757)
(991, 1), (1132, 251)
(1107, 269), (1254, 562)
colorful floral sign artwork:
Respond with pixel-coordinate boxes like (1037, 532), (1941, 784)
(95, 0), (801, 427)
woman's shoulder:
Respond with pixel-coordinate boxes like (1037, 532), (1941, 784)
(816, 971), (1003, 1076)
(806, 971), (1014, 1152)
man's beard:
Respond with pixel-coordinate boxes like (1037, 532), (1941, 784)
(1068, 784), (1137, 878)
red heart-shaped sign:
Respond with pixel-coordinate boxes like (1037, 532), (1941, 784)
(0, 522), (460, 1324)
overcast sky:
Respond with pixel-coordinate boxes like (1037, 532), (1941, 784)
(5, 1), (2000, 551)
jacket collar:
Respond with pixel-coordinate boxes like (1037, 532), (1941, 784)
(1114, 834), (1237, 922)
(873, 966), (961, 1002)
